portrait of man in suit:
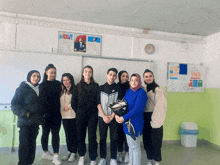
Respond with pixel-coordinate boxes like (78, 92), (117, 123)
(74, 37), (86, 52)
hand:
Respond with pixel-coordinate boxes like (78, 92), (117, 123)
(103, 115), (111, 124)
(115, 115), (124, 123)
(63, 105), (69, 112)
(26, 112), (29, 118)
(109, 112), (115, 122)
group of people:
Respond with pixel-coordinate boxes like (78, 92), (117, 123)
(11, 63), (167, 165)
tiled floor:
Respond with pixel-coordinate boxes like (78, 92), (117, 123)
(1, 142), (220, 165)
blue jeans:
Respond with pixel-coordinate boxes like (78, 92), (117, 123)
(126, 134), (141, 165)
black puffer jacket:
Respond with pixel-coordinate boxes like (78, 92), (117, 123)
(11, 82), (43, 127)
(71, 82), (99, 116)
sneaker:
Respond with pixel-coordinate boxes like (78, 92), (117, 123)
(110, 159), (117, 165)
(52, 155), (61, 165)
(98, 158), (107, 165)
(90, 161), (96, 165)
(62, 151), (71, 160)
(41, 151), (53, 160)
(154, 162), (160, 165)
(124, 152), (129, 163)
(147, 162), (153, 165)
(78, 156), (85, 165)
(117, 152), (123, 162)
(68, 153), (76, 161)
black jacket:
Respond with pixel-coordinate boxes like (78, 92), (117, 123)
(39, 80), (62, 120)
(71, 82), (99, 116)
(97, 82), (124, 116)
(11, 82), (43, 127)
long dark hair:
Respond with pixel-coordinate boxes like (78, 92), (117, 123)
(78, 65), (96, 93)
(60, 73), (75, 96)
(143, 69), (159, 93)
(43, 64), (56, 82)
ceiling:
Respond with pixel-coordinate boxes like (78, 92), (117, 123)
(0, 0), (220, 36)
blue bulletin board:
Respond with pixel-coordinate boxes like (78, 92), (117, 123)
(167, 62), (206, 92)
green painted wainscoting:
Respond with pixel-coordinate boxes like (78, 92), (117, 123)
(1, 88), (220, 149)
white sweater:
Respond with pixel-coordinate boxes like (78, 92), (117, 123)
(60, 92), (76, 119)
(143, 85), (167, 128)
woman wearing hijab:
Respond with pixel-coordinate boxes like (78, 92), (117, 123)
(116, 71), (130, 163)
(11, 70), (42, 165)
(142, 69), (167, 165)
(115, 73), (147, 165)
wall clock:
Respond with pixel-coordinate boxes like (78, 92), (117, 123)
(145, 44), (155, 54)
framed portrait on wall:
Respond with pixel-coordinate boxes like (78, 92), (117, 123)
(58, 31), (101, 55)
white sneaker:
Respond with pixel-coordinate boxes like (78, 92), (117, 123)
(68, 153), (76, 161)
(78, 156), (85, 165)
(147, 162), (153, 165)
(110, 159), (117, 165)
(124, 152), (129, 163)
(41, 151), (53, 160)
(52, 155), (61, 165)
(62, 151), (71, 160)
(155, 162), (160, 165)
(98, 158), (107, 165)
(117, 152), (123, 162)
(90, 160), (96, 165)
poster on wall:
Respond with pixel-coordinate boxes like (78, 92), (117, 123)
(167, 62), (206, 92)
(58, 31), (101, 55)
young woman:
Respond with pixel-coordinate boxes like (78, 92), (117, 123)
(40, 64), (62, 165)
(11, 70), (42, 165)
(60, 73), (78, 162)
(71, 65), (99, 165)
(142, 69), (167, 165)
(117, 71), (130, 163)
(115, 73), (148, 165)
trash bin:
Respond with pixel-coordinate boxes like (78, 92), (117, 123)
(179, 122), (199, 147)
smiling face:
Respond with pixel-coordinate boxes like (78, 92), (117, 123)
(82, 67), (93, 81)
(120, 72), (129, 84)
(30, 72), (40, 86)
(106, 71), (117, 85)
(62, 76), (71, 89)
(46, 68), (56, 81)
(130, 76), (139, 88)
(143, 72), (154, 84)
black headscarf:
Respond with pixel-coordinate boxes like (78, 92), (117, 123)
(27, 70), (41, 86)
(118, 71), (130, 96)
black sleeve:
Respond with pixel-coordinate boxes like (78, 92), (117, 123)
(71, 85), (78, 112)
(117, 85), (124, 100)
(11, 85), (27, 118)
(39, 82), (49, 117)
(95, 83), (100, 106)
(97, 85), (102, 105)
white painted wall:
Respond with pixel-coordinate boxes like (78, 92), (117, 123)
(0, 13), (207, 90)
(204, 32), (220, 88)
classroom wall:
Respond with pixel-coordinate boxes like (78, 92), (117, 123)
(1, 12), (220, 149)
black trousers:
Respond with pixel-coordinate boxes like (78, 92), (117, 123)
(62, 119), (78, 153)
(99, 117), (119, 159)
(117, 123), (128, 152)
(142, 112), (163, 162)
(76, 113), (98, 161)
(41, 118), (61, 153)
(18, 125), (39, 165)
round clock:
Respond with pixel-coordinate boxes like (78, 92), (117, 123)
(145, 44), (155, 54)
